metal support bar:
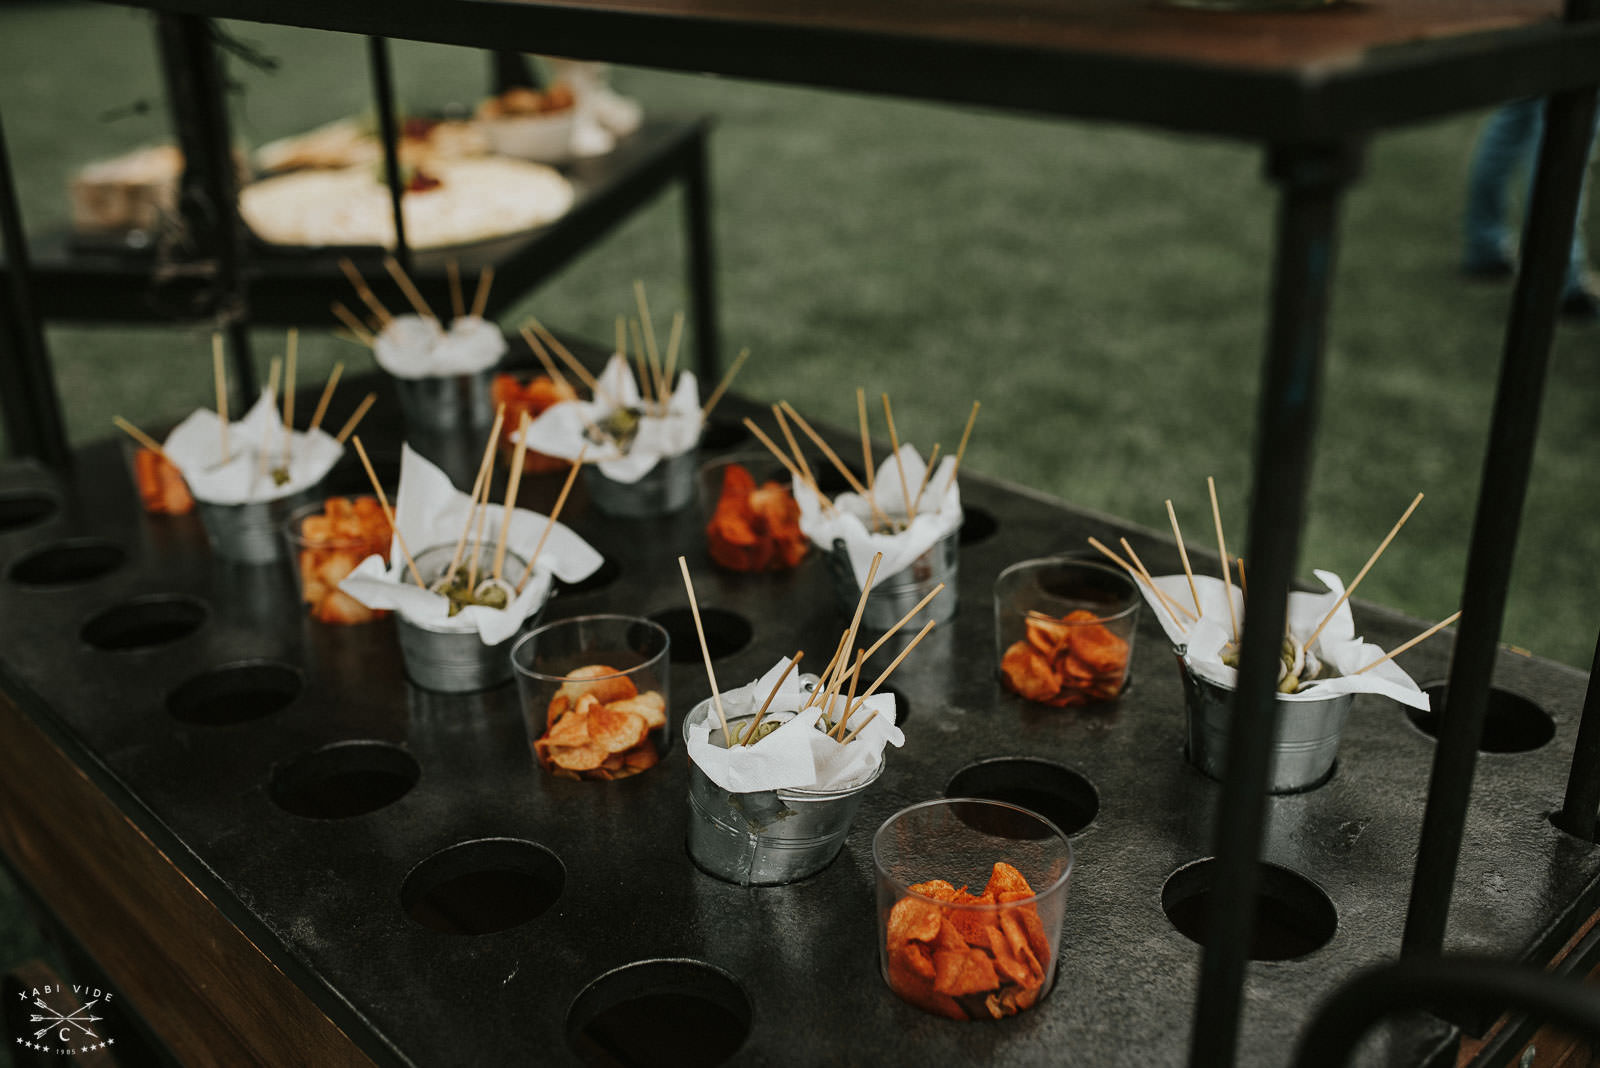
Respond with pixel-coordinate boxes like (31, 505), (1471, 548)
(490, 50), (542, 93)
(683, 127), (721, 385)
(1402, 80), (1600, 959)
(155, 13), (252, 404)
(368, 36), (411, 274)
(1188, 139), (1363, 1068)
(1554, 630), (1600, 841)
(1291, 956), (1600, 1068)
(0, 112), (69, 466)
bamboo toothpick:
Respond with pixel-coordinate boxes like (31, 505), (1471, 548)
(1237, 557), (1249, 604)
(330, 302), (375, 346)
(256, 357), (282, 493)
(700, 347), (750, 423)
(338, 258), (392, 326)
(909, 442), (942, 516)
(516, 448), (586, 594)
(843, 618), (937, 721)
(281, 328), (298, 467)
(527, 317), (607, 402)
(1088, 536), (1185, 634)
(448, 406), (507, 581)
(857, 582), (946, 665)
(470, 265), (495, 320)
(335, 392), (377, 445)
(629, 318), (654, 408)
(112, 416), (167, 457)
(743, 651), (804, 747)
(947, 400), (981, 491)
(633, 280), (662, 391)
(212, 333), (230, 463)
(678, 555), (730, 739)
(832, 649), (866, 739)
(383, 255), (436, 320)
(1305, 492), (1425, 652)
(519, 326), (573, 395)
(1207, 476), (1239, 644)
(834, 551), (884, 720)
(841, 708), (881, 745)
(1354, 611), (1462, 675)
(771, 404), (820, 495)
(351, 436), (425, 588)
(857, 388), (875, 498)
(803, 633), (850, 712)
(492, 412), (532, 582)
(1121, 536), (1195, 622)
(308, 362), (344, 434)
(661, 310), (685, 414)
(741, 417), (805, 484)
(778, 400), (889, 528)
(881, 393), (914, 518)
(447, 260), (465, 320)
(1166, 499), (1203, 619)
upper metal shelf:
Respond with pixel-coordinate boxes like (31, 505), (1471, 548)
(118, 0), (1598, 139)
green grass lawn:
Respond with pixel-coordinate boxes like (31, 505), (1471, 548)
(0, 4), (1596, 1049)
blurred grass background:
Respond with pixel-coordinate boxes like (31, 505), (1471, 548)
(1, 1), (1596, 1050)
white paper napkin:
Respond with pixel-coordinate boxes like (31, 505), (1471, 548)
(794, 444), (962, 587)
(517, 354), (701, 483)
(685, 657), (905, 794)
(163, 392), (342, 504)
(338, 444), (603, 644)
(372, 313), (505, 378)
(1142, 570), (1430, 710)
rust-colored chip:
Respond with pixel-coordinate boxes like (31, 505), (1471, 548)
(548, 742), (609, 771)
(887, 896), (943, 946)
(932, 947), (1000, 998)
(1000, 642), (1061, 703)
(556, 664), (639, 706)
(587, 706), (648, 754)
(608, 691), (667, 730)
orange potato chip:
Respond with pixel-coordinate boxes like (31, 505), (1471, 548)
(932, 947), (1000, 998)
(887, 896), (943, 946)
(985, 862), (1034, 899)
(608, 691), (667, 730)
(1000, 642), (1061, 703)
(624, 744), (661, 770)
(901, 941), (937, 981)
(986, 924), (1036, 989)
(549, 742), (609, 771)
(545, 707), (591, 748)
(887, 949), (967, 1021)
(557, 664), (639, 706)
(587, 706), (648, 754)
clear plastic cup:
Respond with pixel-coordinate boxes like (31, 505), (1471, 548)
(283, 495), (391, 624)
(993, 556), (1140, 706)
(873, 798), (1074, 1021)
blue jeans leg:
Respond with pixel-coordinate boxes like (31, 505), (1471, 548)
(1464, 99), (1542, 271)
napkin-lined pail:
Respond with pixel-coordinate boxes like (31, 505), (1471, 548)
(584, 448), (697, 518)
(825, 528), (959, 631)
(391, 368), (496, 434)
(197, 481), (325, 565)
(394, 543), (538, 693)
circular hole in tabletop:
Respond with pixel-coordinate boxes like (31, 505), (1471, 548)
(81, 594), (207, 651)
(168, 660), (303, 726)
(270, 741), (420, 820)
(10, 539), (126, 587)
(402, 838), (564, 935)
(651, 606), (752, 663)
(959, 506), (999, 546)
(700, 419), (751, 452)
(945, 758), (1099, 837)
(0, 491), (57, 533)
(1161, 858), (1336, 961)
(1409, 684), (1555, 754)
(556, 554), (621, 597)
(566, 959), (751, 1067)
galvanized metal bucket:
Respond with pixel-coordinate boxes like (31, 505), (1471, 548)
(394, 543), (538, 693)
(825, 528), (959, 631)
(391, 369), (496, 434)
(583, 449), (697, 518)
(683, 698), (884, 886)
(1178, 655), (1353, 794)
(195, 482), (325, 565)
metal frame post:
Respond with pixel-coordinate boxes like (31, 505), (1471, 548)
(1555, 630), (1600, 841)
(1188, 139), (1363, 1068)
(368, 36), (411, 274)
(683, 125), (721, 384)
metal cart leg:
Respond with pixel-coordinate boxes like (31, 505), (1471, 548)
(1188, 139), (1364, 1068)
(0, 112), (69, 466)
(1402, 81), (1600, 960)
(684, 126), (721, 384)
(368, 36), (411, 276)
(1554, 629), (1600, 841)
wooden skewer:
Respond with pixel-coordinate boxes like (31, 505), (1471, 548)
(383, 255), (436, 320)
(841, 708), (881, 745)
(1305, 492), (1425, 652)
(803, 633), (850, 711)
(516, 447), (587, 594)
(448, 406), (507, 581)
(743, 652), (803, 747)
(857, 388), (875, 498)
(527, 317), (607, 402)
(633, 280), (664, 400)
(308, 362), (344, 434)
(1088, 536), (1185, 634)
(1237, 557), (1249, 604)
(615, 316), (627, 359)
(832, 649), (866, 739)
(466, 459), (496, 590)
(447, 260), (465, 320)
(857, 582), (946, 666)
(880, 393), (914, 519)
(351, 436), (425, 588)
(338, 258), (392, 326)
(256, 357), (282, 493)
(1354, 610), (1462, 675)
(628, 318), (655, 408)
(335, 392), (377, 445)
(700, 347), (750, 423)
(771, 404), (821, 496)
(212, 333), (230, 464)
(330, 302), (375, 346)
(909, 442), (942, 516)
(677, 555), (731, 739)
(830, 551), (884, 721)
(492, 413), (532, 582)
(661, 309), (685, 414)
(778, 400), (890, 529)
(817, 649), (852, 728)
(470, 265), (495, 320)
(281, 328), (298, 468)
(843, 619), (937, 721)
(1166, 499), (1203, 619)
(332, 329), (372, 349)
(945, 400), (981, 493)
(741, 417), (804, 484)
(1207, 476), (1239, 644)
(518, 326), (573, 395)
(1121, 536), (1195, 622)
(112, 416), (167, 458)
